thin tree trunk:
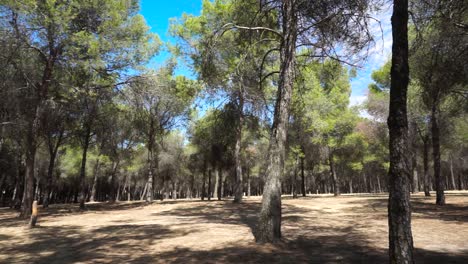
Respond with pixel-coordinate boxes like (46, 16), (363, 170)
(90, 156), (101, 202)
(387, 1), (414, 262)
(79, 124), (91, 209)
(220, 168), (225, 198)
(256, 0), (297, 243)
(233, 90), (244, 203)
(423, 135), (431, 196)
(449, 154), (456, 190)
(412, 149), (419, 193)
(201, 159), (206, 201)
(329, 152), (339, 196)
(43, 128), (63, 208)
(247, 168), (251, 198)
(208, 168), (212, 201)
(20, 117), (38, 218)
(431, 106), (445, 205)
(300, 156), (306, 197)
(214, 165), (219, 200)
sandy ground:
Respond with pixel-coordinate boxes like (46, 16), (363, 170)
(0, 191), (467, 264)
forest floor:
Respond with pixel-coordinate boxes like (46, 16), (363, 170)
(0, 191), (467, 264)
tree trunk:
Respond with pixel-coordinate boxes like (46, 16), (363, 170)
(208, 168), (212, 201)
(214, 165), (220, 200)
(20, 116), (38, 218)
(220, 168), (225, 198)
(90, 156), (100, 202)
(233, 90), (244, 203)
(300, 156), (306, 197)
(79, 124), (91, 209)
(43, 128), (63, 208)
(431, 106), (445, 205)
(423, 135), (431, 196)
(411, 149), (419, 193)
(256, 0), (297, 243)
(247, 168), (251, 198)
(387, 1), (414, 262)
(329, 152), (339, 196)
(201, 159), (207, 201)
(449, 154), (456, 190)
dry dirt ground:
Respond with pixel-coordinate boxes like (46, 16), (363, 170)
(1, 192), (467, 264)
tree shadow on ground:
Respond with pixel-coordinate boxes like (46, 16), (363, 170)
(345, 194), (468, 223)
(1, 196), (467, 263)
(1, 223), (197, 264)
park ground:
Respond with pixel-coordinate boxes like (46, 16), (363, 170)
(1, 192), (467, 264)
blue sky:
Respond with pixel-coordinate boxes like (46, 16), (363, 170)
(139, 0), (393, 108)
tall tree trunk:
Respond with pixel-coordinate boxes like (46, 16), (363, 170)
(300, 156), (306, 197)
(423, 134), (431, 196)
(214, 165), (220, 200)
(233, 90), (244, 203)
(79, 124), (91, 209)
(43, 128), (64, 208)
(90, 156), (101, 202)
(329, 151), (339, 196)
(449, 154), (456, 190)
(220, 168), (225, 198)
(431, 105), (445, 205)
(201, 159), (206, 201)
(208, 168), (212, 201)
(247, 168), (251, 198)
(256, 0), (297, 243)
(412, 152), (419, 193)
(20, 114), (38, 218)
(387, 0), (414, 262)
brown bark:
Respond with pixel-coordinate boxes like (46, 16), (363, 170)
(256, 0), (297, 243)
(431, 106), (445, 205)
(387, 0), (414, 262)
(208, 168), (212, 201)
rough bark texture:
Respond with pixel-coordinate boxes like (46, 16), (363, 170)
(255, 0), (296, 243)
(431, 106), (445, 205)
(387, 1), (415, 262)
(233, 90), (244, 203)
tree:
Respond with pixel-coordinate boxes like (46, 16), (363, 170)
(387, 0), (414, 262)
(410, 0), (468, 205)
(127, 64), (198, 202)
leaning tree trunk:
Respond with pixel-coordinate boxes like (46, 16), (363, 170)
(387, 0), (414, 262)
(256, 0), (297, 243)
(431, 105), (445, 205)
(79, 124), (91, 210)
(233, 89), (244, 203)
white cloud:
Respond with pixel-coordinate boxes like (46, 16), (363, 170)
(349, 95), (367, 107)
